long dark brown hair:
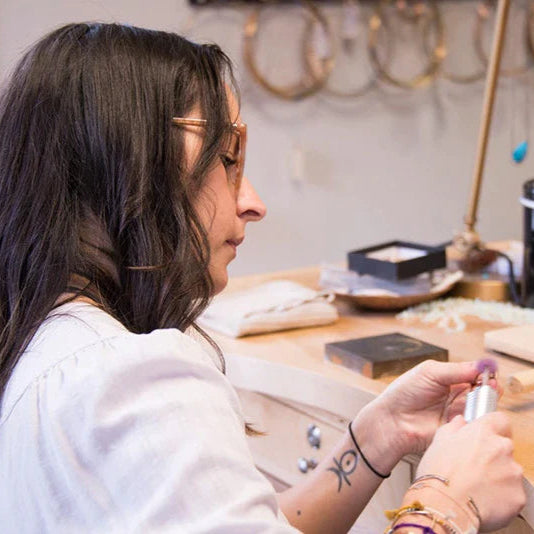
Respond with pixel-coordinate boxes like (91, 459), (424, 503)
(0, 23), (236, 405)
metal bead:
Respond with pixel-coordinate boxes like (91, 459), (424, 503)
(297, 457), (318, 473)
(307, 424), (321, 448)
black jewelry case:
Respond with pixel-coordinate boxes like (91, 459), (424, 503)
(347, 240), (446, 281)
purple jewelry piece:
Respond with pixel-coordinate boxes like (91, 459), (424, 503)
(476, 357), (497, 375)
(392, 523), (438, 534)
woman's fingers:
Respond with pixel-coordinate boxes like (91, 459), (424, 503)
(416, 359), (479, 387)
(415, 411), (524, 531)
(484, 410), (513, 438)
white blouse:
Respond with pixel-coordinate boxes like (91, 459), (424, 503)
(0, 302), (299, 533)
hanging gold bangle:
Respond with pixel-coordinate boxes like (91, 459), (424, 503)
(422, 3), (486, 84)
(395, 0), (432, 22)
(242, 0), (335, 100)
(474, 0), (532, 78)
(368, 0), (446, 90)
(303, 4), (385, 98)
(527, 0), (534, 65)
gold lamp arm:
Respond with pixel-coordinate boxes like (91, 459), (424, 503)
(455, 0), (511, 253)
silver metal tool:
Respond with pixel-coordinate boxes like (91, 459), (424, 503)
(464, 361), (498, 422)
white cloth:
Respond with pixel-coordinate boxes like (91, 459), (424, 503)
(0, 302), (300, 534)
(198, 280), (338, 337)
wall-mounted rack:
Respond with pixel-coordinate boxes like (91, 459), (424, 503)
(189, 0), (473, 5)
(189, 0), (347, 5)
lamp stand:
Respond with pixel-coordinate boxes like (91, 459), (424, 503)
(451, 0), (512, 301)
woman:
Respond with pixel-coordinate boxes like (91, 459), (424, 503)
(0, 23), (524, 533)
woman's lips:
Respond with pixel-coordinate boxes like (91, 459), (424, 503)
(226, 237), (244, 248)
(225, 238), (243, 255)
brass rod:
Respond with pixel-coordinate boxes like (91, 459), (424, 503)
(464, 0), (511, 232)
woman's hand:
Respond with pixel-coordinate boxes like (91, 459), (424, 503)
(354, 360), (482, 467)
(411, 413), (525, 532)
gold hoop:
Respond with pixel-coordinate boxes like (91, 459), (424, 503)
(423, 3), (486, 84)
(303, 4), (386, 98)
(474, 0), (532, 77)
(243, 1), (335, 101)
(394, 0), (432, 22)
(527, 0), (534, 63)
(368, 0), (446, 90)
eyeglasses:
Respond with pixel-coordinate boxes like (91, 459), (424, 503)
(171, 117), (247, 198)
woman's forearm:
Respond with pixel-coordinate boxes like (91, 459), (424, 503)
(278, 403), (403, 533)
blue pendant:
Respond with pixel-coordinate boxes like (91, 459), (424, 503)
(513, 140), (528, 163)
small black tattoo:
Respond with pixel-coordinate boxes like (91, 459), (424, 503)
(327, 449), (358, 492)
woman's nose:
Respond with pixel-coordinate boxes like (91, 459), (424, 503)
(237, 176), (267, 222)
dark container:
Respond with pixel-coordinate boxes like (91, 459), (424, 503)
(522, 179), (534, 307)
(347, 240), (446, 281)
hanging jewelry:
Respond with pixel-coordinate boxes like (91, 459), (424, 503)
(368, 0), (446, 90)
(341, 0), (361, 53)
(423, 2), (486, 84)
(304, 0), (384, 98)
(511, 72), (530, 163)
(243, 0), (335, 100)
(475, 0), (532, 78)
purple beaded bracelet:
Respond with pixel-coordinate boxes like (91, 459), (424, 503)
(391, 523), (438, 534)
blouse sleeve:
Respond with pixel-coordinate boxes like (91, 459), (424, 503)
(38, 328), (301, 534)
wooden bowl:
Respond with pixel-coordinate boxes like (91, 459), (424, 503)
(334, 272), (462, 310)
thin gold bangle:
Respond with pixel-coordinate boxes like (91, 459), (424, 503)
(242, 0), (335, 100)
(368, 0), (446, 90)
(408, 483), (480, 533)
(303, 5), (384, 98)
(474, 0), (532, 78)
(385, 507), (458, 534)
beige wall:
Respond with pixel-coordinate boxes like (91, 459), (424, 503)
(0, 0), (531, 275)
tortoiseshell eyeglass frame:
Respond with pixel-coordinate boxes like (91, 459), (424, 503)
(171, 117), (247, 197)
